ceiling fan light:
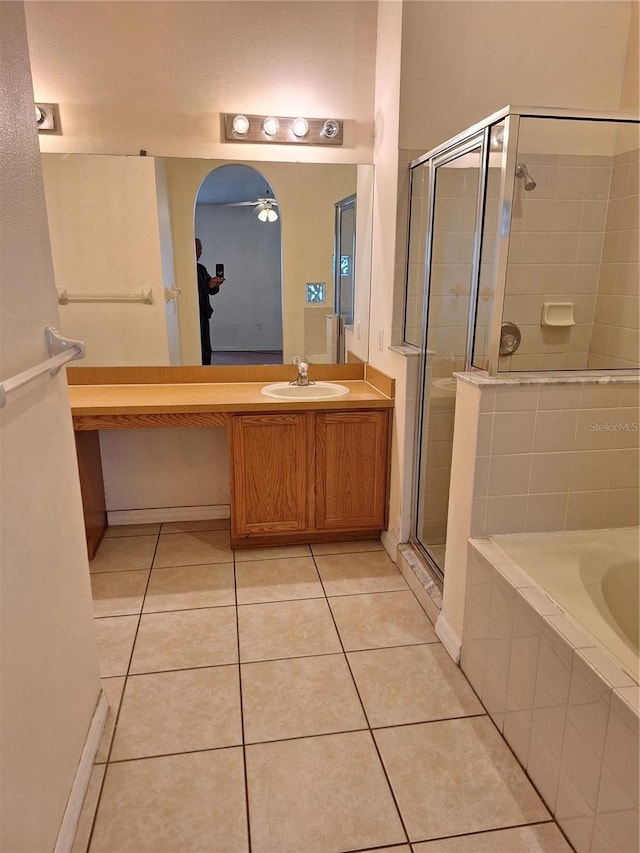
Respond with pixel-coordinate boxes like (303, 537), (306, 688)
(257, 202), (278, 223)
(291, 117), (309, 138)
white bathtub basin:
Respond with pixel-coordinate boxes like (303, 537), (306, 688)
(261, 381), (349, 401)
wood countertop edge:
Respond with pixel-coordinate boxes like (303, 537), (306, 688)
(69, 380), (394, 419)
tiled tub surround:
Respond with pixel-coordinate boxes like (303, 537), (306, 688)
(438, 373), (638, 690)
(494, 528), (639, 681)
(461, 535), (639, 853)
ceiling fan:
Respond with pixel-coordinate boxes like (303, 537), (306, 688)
(213, 197), (279, 222)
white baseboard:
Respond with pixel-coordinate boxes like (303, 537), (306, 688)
(435, 611), (462, 664)
(107, 504), (231, 526)
(54, 690), (109, 853)
(380, 529), (399, 562)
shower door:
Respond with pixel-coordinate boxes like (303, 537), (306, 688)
(410, 135), (485, 581)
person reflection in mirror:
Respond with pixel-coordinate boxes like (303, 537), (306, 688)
(196, 238), (225, 365)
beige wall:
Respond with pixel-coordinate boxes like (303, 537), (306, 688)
(399, 1), (637, 152)
(41, 153), (173, 366)
(0, 4), (101, 850)
(25, 0), (377, 163)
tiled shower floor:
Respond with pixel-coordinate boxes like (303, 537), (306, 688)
(75, 520), (574, 852)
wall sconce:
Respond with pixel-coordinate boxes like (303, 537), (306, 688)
(223, 113), (343, 146)
(35, 103), (60, 133)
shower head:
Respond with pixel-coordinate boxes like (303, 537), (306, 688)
(515, 162), (536, 191)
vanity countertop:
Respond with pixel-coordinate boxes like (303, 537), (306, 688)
(68, 380), (394, 417)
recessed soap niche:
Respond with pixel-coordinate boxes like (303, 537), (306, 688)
(540, 302), (575, 328)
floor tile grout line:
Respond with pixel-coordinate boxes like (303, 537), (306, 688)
(310, 549), (413, 850)
(241, 642), (437, 666)
(408, 816), (562, 847)
(233, 551), (253, 853)
(116, 660), (240, 678)
(93, 707), (489, 760)
(85, 527), (163, 852)
(324, 586), (413, 600)
(339, 843), (413, 853)
(102, 742), (245, 765)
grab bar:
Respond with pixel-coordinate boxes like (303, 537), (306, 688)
(57, 288), (153, 305)
(0, 326), (86, 408)
(164, 287), (182, 303)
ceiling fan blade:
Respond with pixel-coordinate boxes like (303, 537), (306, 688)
(210, 198), (279, 208)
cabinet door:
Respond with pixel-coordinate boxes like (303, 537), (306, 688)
(315, 411), (389, 530)
(230, 413), (312, 538)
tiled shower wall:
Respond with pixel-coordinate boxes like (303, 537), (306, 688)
(500, 149), (640, 372)
(590, 147), (640, 368)
(469, 379), (640, 536)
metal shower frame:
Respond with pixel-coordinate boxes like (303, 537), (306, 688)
(407, 104), (639, 378)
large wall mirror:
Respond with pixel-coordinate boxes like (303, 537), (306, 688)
(41, 154), (373, 368)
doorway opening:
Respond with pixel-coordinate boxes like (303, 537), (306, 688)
(195, 164), (283, 364)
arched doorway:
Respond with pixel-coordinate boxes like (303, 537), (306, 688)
(195, 164), (283, 364)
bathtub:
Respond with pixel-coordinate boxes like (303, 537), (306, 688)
(492, 527), (639, 681)
(461, 527), (639, 853)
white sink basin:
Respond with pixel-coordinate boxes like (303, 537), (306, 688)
(261, 381), (350, 401)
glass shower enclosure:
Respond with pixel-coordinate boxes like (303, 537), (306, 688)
(405, 106), (639, 583)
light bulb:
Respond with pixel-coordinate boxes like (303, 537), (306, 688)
(291, 117), (309, 138)
(262, 116), (279, 136)
(321, 119), (340, 139)
(257, 204), (278, 223)
(232, 114), (250, 135)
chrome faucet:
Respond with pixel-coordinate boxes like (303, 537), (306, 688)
(290, 358), (313, 386)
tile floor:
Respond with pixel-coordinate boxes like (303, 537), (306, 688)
(74, 520), (575, 853)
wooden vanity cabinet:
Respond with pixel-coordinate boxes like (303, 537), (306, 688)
(230, 412), (314, 540)
(230, 408), (389, 547)
(315, 411), (389, 531)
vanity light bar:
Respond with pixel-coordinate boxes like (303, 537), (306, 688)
(223, 114), (343, 146)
